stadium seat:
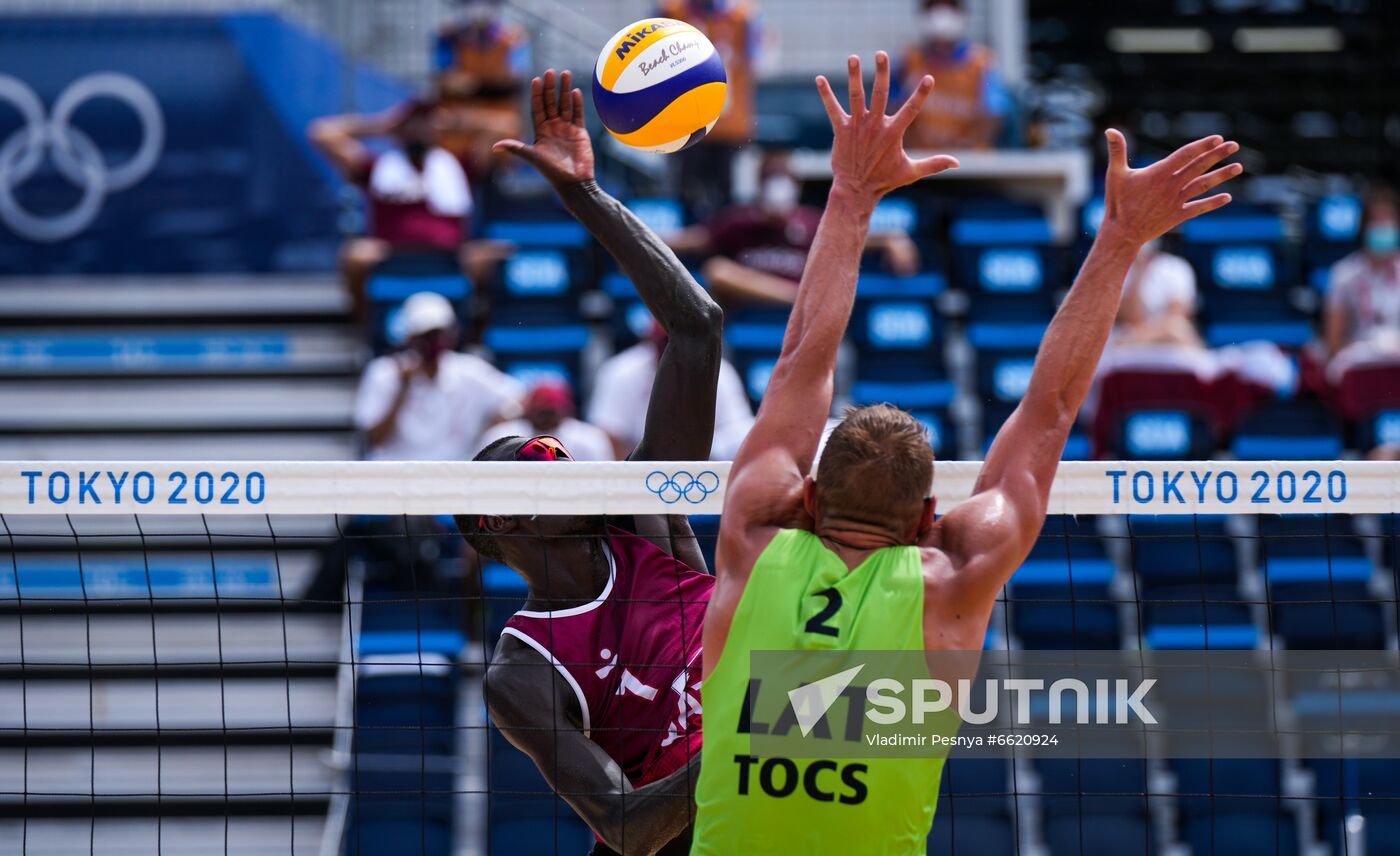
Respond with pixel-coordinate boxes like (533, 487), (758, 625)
(849, 274), (956, 453)
(974, 347), (1088, 458)
(1093, 368), (1218, 460)
(488, 728), (595, 855)
(725, 310), (789, 407)
(1231, 399), (1343, 460)
(1304, 193), (1362, 292)
(1256, 516), (1383, 648)
(1337, 360), (1400, 424)
(344, 796), (454, 856)
(1008, 516), (1120, 649)
(928, 759), (1019, 856)
(1179, 209), (1310, 348)
(1037, 758), (1154, 856)
(365, 253), (473, 353)
(1173, 758), (1301, 856)
(485, 323), (590, 389)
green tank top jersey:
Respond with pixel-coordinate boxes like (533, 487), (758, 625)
(692, 528), (944, 855)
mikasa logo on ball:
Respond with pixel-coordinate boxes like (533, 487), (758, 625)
(639, 39), (702, 77)
(612, 20), (683, 60)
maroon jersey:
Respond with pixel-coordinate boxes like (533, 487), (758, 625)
(707, 205), (822, 282)
(501, 526), (713, 786)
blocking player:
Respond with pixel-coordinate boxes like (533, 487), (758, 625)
(693, 51), (1241, 853)
(460, 70), (719, 856)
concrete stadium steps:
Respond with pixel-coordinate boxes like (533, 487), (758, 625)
(0, 326), (361, 377)
(0, 432), (356, 462)
(0, 676), (337, 732)
(0, 277), (348, 322)
(0, 379), (356, 432)
(0, 612), (341, 669)
(0, 745), (332, 803)
(0, 816), (325, 855)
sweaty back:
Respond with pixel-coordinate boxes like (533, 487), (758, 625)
(692, 528), (943, 855)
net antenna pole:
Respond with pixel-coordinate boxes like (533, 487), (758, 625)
(318, 514), (362, 856)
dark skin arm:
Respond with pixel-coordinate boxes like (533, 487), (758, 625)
(494, 70), (722, 570)
(486, 643), (697, 855)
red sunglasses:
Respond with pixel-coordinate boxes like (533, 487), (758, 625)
(471, 436), (572, 533)
(515, 435), (573, 462)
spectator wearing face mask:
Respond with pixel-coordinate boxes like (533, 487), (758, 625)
(1324, 186), (1400, 379)
(657, 0), (769, 219)
(589, 324), (754, 461)
(354, 292), (523, 461)
(477, 380), (616, 461)
(896, 0), (1010, 150)
(666, 150), (920, 307)
(310, 100), (509, 321)
(433, 0), (530, 170)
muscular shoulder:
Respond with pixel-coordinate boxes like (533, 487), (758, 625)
(485, 635), (558, 720)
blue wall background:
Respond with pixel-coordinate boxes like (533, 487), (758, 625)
(0, 13), (407, 274)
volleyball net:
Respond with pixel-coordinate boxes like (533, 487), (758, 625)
(3, 460), (1400, 856)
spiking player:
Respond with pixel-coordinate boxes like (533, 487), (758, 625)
(460, 70), (719, 855)
(693, 51), (1241, 853)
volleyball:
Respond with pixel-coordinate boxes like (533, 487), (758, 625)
(592, 17), (728, 154)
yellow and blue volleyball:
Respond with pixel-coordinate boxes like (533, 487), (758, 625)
(592, 18), (728, 154)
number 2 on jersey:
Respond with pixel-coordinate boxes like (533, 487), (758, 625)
(805, 587), (842, 637)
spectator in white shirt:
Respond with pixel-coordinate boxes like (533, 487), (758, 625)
(477, 379), (615, 461)
(588, 327), (754, 461)
(1114, 241), (1203, 348)
(1324, 186), (1400, 380)
(354, 292), (523, 460)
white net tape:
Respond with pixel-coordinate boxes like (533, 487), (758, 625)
(2, 460), (1396, 516)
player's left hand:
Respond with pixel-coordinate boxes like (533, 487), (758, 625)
(493, 69), (595, 185)
(816, 51), (960, 204)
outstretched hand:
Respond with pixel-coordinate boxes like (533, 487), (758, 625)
(1101, 129), (1243, 246)
(816, 51), (959, 204)
(492, 69), (595, 186)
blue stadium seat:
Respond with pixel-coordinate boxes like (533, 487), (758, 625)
(481, 562), (528, 641)
(601, 272), (656, 349)
(1305, 193), (1362, 292)
(486, 323), (590, 389)
(1037, 757), (1153, 856)
(1179, 209), (1309, 347)
(1009, 517), (1120, 649)
(975, 348), (1090, 459)
(1307, 758), (1400, 855)
(951, 212), (1056, 299)
(1173, 759), (1299, 856)
(625, 197), (686, 236)
(1232, 400), (1343, 460)
(488, 728), (595, 855)
(928, 759), (1019, 856)
(344, 797), (454, 856)
(1129, 515), (1236, 578)
(726, 320), (787, 407)
(367, 253), (473, 353)
(493, 248), (586, 323)
(1117, 409), (1215, 460)
(484, 220), (590, 248)
(849, 278), (956, 452)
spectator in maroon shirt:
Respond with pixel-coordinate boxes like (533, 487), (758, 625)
(310, 100), (510, 319)
(667, 150), (920, 307)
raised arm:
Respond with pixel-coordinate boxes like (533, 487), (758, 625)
(718, 53), (958, 566)
(493, 70), (722, 462)
(937, 130), (1243, 604)
(487, 650), (696, 855)
(308, 106), (407, 180)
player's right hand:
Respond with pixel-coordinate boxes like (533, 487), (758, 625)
(492, 69), (596, 186)
(815, 51), (959, 205)
(1100, 129), (1243, 247)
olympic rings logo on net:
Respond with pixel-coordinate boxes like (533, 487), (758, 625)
(645, 470), (721, 505)
(0, 72), (164, 242)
